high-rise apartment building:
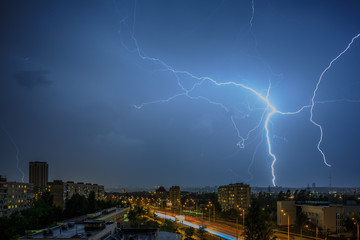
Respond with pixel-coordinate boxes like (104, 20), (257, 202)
(218, 183), (251, 211)
(48, 180), (105, 209)
(169, 186), (181, 207)
(0, 176), (33, 217)
(29, 161), (48, 188)
(29, 161), (48, 200)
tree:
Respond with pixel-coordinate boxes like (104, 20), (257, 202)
(184, 227), (195, 240)
(63, 194), (88, 218)
(285, 190), (291, 200)
(295, 212), (308, 238)
(197, 226), (207, 239)
(88, 191), (97, 213)
(278, 191), (285, 201)
(344, 215), (360, 237)
(294, 190), (299, 199)
(295, 190), (307, 201)
(244, 199), (274, 240)
(127, 209), (138, 224)
(220, 208), (240, 221)
(160, 219), (178, 233)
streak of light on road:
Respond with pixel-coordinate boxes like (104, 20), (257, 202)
(155, 212), (240, 240)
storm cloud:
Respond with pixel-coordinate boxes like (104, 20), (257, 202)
(1, 0), (360, 188)
(13, 70), (52, 88)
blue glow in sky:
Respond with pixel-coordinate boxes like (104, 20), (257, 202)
(0, 0), (360, 188)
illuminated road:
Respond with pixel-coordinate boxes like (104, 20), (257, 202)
(155, 211), (241, 240)
(154, 210), (316, 240)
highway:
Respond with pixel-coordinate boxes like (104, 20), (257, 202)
(155, 211), (239, 240)
(154, 209), (317, 240)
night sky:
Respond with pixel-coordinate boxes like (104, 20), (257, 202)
(1, 0), (360, 189)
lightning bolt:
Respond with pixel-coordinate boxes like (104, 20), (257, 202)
(249, 0), (255, 30)
(1, 126), (25, 183)
(310, 33), (360, 167)
(121, 1), (360, 186)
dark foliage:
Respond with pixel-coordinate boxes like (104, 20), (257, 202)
(244, 199), (274, 240)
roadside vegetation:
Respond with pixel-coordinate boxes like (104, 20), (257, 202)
(0, 191), (121, 240)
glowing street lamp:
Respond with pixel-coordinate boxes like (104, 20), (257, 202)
(281, 209), (290, 240)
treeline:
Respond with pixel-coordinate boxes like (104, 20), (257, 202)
(0, 191), (120, 240)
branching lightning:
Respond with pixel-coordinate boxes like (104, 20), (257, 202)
(122, 1), (360, 186)
(310, 33), (360, 167)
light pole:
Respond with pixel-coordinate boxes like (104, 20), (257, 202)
(353, 218), (359, 240)
(240, 209), (245, 228)
(281, 209), (290, 240)
(207, 202), (213, 222)
(236, 217), (239, 240)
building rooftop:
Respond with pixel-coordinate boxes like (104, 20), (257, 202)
(20, 221), (116, 239)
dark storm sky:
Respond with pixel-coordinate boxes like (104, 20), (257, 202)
(1, 0), (360, 188)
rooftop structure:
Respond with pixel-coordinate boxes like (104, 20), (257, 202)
(19, 220), (116, 240)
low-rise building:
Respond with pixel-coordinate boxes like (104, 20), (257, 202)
(277, 201), (360, 234)
(19, 220), (116, 240)
(48, 180), (105, 209)
(277, 201), (296, 226)
(218, 183), (251, 211)
(0, 176), (33, 217)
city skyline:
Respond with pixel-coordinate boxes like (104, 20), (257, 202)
(1, 0), (360, 188)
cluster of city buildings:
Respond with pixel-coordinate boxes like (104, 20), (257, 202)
(0, 161), (104, 217)
(2, 163), (360, 238)
(150, 183), (251, 213)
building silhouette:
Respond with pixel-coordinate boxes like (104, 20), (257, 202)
(29, 161), (48, 200)
(48, 180), (105, 209)
(169, 186), (181, 208)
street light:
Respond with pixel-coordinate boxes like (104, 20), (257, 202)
(281, 209), (290, 240)
(353, 218), (359, 240)
(240, 209), (245, 228)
